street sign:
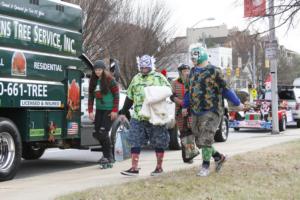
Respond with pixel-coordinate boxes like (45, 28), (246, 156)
(238, 57), (242, 68)
(265, 40), (278, 60)
(226, 67), (231, 76)
(265, 59), (270, 68)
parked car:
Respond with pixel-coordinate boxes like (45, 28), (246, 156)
(278, 85), (300, 127)
(293, 78), (300, 127)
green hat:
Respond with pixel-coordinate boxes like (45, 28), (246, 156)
(191, 47), (208, 64)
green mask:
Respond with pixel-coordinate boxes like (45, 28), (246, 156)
(191, 47), (208, 64)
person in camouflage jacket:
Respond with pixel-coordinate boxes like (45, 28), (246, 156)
(183, 46), (244, 177)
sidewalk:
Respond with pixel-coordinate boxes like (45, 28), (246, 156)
(1, 129), (300, 200)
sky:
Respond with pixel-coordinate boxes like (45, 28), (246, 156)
(136, 0), (300, 53)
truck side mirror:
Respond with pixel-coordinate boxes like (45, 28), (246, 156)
(79, 53), (93, 71)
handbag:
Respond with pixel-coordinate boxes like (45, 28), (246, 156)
(181, 134), (200, 161)
(114, 125), (131, 162)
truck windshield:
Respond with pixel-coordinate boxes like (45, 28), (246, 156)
(278, 91), (295, 100)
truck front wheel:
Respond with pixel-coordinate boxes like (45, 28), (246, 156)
(0, 118), (22, 182)
(22, 145), (45, 160)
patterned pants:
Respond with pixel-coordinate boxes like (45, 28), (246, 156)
(127, 118), (170, 149)
(191, 112), (221, 148)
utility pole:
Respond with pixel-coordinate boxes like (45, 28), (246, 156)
(202, 32), (207, 48)
(253, 44), (256, 87)
(268, 0), (280, 134)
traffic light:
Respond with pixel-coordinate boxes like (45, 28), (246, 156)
(235, 67), (240, 77)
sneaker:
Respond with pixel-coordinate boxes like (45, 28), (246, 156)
(215, 154), (227, 172)
(183, 159), (194, 164)
(197, 167), (210, 177)
(150, 168), (163, 176)
(120, 168), (139, 176)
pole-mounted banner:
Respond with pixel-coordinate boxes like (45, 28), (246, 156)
(244, 0), (266, 17)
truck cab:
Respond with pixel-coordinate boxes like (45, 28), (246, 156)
(292, 78), (300, 126)
(0, 0), (93, 181)
(277, 78), (300, 127)
(278, 85), (299, 127)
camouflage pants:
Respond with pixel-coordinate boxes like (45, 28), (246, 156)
(191, 112), (221, 148)
(127, 118), (170, 149)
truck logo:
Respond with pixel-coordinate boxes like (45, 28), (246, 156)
(11, 51), (26, 76)
(67, 79), (80, 120)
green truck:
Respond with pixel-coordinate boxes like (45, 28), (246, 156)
(0, 0), (95, 181)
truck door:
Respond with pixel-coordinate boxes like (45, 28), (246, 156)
(66, 68), (83, 139)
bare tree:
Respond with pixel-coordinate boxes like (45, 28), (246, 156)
(267, 0), (300, 31)
(241, 0), (300, 33)
(225, 30), (257, 70)
(225, 28), (300, 86)
(64, 0), (131, 61)
(64, 0), (176, 88)
(116, 1), (176, 86)
(225, 30), (268, 85)
(277, 51), (300, 84)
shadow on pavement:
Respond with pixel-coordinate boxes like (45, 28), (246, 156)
(231, 129), (270, 134)
(15, 159), (97, 180)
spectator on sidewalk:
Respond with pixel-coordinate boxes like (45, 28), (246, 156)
(183, 47), (244, 177)
(119, 54), (171, 176)
(109, 58), (121, 83)
(88, 60), (119, 168)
